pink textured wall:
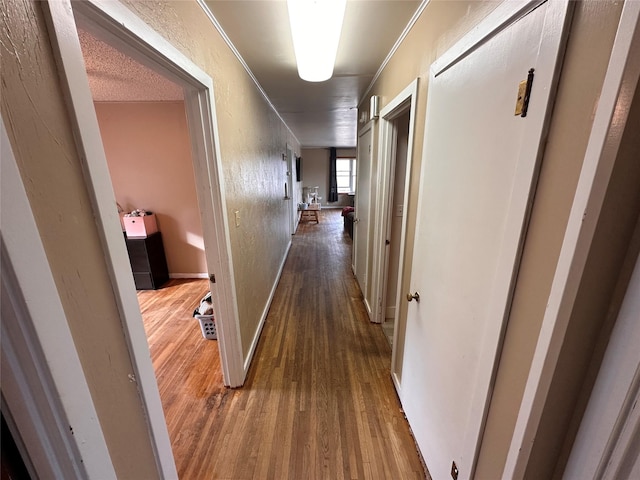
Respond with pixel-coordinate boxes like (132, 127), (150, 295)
(96, 101), (207, 276)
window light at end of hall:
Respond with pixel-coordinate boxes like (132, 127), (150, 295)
(287, 0), (346, 82)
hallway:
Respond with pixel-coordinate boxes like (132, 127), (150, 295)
(139, 209), (427, 479)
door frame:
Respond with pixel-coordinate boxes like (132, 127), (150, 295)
(353, 120), (375, 316)
(1, 117), (117, 480)
(504, 1), (640, 476)
(370, 80), (417, 322)
(42, 0), (244, 476)
(286, 143), (296, 234)
(370, 80), (418, 393)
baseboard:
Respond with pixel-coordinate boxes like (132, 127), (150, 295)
(169, 273), (209, 279)
(243, 239), (292, 376)
(392, 371), (402, 397)
(364, 298), (374, 322)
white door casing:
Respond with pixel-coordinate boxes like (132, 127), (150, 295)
(354, 122), (373, 315)
(400, 1), (571, 479)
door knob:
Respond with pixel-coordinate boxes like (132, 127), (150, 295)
(406, 292), (420, 302)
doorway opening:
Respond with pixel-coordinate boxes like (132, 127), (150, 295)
(75, 24), (226, 467)
(44, 1), (244, 475)
(72, 7), (230, 366)
(370, 80), (418, 391)
(380, 111), (410, 347)
(286, 144), (297, 235)
(353, 122), (374, 316)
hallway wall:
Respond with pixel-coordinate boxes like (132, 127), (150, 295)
(1, 0), (299, 477)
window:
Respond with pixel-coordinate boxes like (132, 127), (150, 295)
(336, 158), (356, 194)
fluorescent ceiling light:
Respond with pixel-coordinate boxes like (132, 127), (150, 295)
(287, 0), (346, 82)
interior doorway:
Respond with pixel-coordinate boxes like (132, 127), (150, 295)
(353, 123), (373, 316)
(286, 144), (296, 235)
(73, 14), (220, 366)
(44, 1), (244, 475)
(370, 80), (418, 391)
(76, 17), (224, 435)
(380, 111), (410, 347)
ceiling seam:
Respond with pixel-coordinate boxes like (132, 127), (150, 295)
(196, 0), (301, 147)
(360, 0), (430, 105)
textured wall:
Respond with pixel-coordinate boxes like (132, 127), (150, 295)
(0, 1), (160, 477)
(1, 0), (299, 475)
(96, 101), (208, 276)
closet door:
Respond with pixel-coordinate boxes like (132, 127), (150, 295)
(400, 2), (571, 477)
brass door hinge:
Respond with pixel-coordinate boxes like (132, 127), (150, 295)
(515, 68), (535, 117)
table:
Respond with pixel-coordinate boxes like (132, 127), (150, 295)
(299, 203), (321, 223)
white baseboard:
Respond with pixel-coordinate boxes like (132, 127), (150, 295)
(364, 298), (376, 323)
(243, 239), (292, 375)
(169, 273), (209, 279)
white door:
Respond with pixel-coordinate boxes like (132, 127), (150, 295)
(400, 2), (570, 478)
(353, 123), (373, 304)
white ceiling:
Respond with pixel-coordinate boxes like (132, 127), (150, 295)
(80, 0), (423, 148)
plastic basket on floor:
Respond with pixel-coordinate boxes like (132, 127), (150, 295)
(195, 314), (217, 340)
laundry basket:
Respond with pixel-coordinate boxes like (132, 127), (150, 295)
(195, 314), (217, 340)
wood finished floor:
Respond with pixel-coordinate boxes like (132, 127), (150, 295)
(138, 209), (427, 479)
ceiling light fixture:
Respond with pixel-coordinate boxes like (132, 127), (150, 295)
(287, 0), (346, 82)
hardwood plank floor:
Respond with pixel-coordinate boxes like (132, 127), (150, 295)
(138, 209), (428, 479)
